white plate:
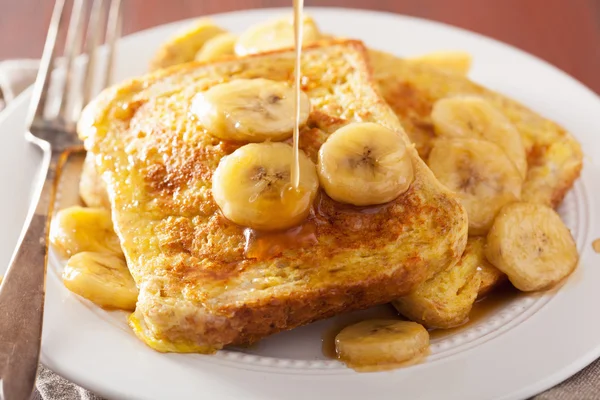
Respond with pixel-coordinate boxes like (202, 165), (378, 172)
(1, 7), (600, 400)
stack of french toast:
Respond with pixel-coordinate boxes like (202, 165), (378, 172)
(49, 14), (582, 367)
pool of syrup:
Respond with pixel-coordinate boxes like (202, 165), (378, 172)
(242, 193), (396, 260)
(243, 221), (318, 260)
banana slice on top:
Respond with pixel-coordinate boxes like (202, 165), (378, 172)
(431, 96), (527, 179)
(50, 206), (123, 258)
(335, 320), (429, 369)
(235, 15), (321, 56)
(318, 122), (414, 206)
(195, 32), (237, 62)
(485, 202), (578, 291)
(192, 78), (310, 142)
(406, 50), (472, 76)
(63, 252), (138, 310)
(427, 139), (522, 235)
(212, 142), (319, 231)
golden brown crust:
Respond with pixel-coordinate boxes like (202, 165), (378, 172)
(393, 237), (483, 329)
(79, 40), (468, 352)
(368, 49), (583, 209)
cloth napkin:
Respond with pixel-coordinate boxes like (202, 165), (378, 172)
(1, 59), (598, 400)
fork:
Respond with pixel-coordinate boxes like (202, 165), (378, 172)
(0, 0), (122, 398)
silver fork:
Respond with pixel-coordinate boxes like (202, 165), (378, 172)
(0, 0), (122, 398)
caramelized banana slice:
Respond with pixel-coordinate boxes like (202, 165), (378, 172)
(428, 139), (522, 235)
(235, 15), (321, 56)
(194, 32), (237, 62)
(63, 252), (138, 310)
(318, 122), (414, 206)
(485, 202), (578, 291)
(192, 79), (310, 142)
(431, 96), (527, 179)
(407, 50), (472, 76)
(50, 206), (122, 258)
(150, 19), (226, 70)
(335, 320), (429, 368)
(393, 238), (482, 329)
(212, 142), (319, 231)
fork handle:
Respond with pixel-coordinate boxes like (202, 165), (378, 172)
(0, 146), (61, 400)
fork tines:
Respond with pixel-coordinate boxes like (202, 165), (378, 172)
(27, 0), (123, 131)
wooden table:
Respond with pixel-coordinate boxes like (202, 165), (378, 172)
(1, 0), (599, 94)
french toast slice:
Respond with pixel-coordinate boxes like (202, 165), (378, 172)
(369, 49), (583, 209)
(78, 40), (468, 353)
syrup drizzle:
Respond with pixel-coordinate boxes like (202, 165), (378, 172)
(290, 0), (304, 189)
(244, 222), (318, 261)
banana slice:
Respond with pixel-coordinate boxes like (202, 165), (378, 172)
(407, 50), (472, 76)
(50, 206), (123, 258)
(335, 320), (429, 369)
(212, 142), (319, 231)
(195, 32), (237, 62)
(192, 78), (310, 142)
(235, 15), (321, 56)
(431, 96), (527, 179)
(428, 139), (522, 235)
(79, 151), (110, 209)
(318, 122), (414, 206)
(149, 19), (226, 70)
(485, 202), (578, 291)
(63, 252), (138, 310)
(468, 236), (506, 297)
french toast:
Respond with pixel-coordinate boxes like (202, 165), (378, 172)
(77, 40), (468, 353)
(368, 49), (583, 208)
(148, 18), (583, 209)
(393, 237), (487, 329)
(78, 17), (584, 331)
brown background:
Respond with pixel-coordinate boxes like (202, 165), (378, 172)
(0, 0), (599, 93)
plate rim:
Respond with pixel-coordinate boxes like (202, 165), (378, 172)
(1, 6), (598, 400)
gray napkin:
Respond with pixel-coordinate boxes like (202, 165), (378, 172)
(0, 59), (597, 400)
(32, 365), (102, 400)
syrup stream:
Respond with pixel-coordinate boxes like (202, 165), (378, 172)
(290, 0), (304, 189)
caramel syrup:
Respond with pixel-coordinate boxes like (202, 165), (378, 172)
(244, 220), (318, 260)
(290, 0), (304, 189)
